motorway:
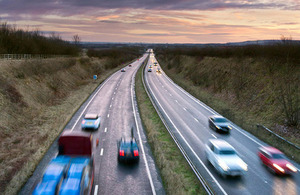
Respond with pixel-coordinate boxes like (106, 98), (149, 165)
(21, 52), (164, 195)
(144, 52), (300, 195)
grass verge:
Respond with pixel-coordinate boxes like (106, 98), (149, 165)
(135, 60), (206, 194)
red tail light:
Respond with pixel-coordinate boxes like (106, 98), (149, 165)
(119, 150), (124, 156)
(82, 120), (85, 124)
(134, 150), (139, 156)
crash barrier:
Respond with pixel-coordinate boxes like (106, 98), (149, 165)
(0, 54), (70, 60)
(256, 124), (300, 150)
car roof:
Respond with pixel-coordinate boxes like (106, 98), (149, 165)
(210, 115), (224, 119)
(209, 139), (234, 150)
(84, 114), (98, 119)
(259, 146), (283, 154)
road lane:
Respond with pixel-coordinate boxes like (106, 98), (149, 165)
(144, 53), (300, 195)
(21, 52), (164, 195)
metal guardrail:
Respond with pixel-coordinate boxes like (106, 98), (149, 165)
(141, 59), (214, 195)
(256, 124), (300, 150)
(0, 54), (70, 60)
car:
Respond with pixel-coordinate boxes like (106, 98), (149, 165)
(156, 68), (161, 73)
(149, 65), (152, 69)
(208, 115), (232, 133)
(129, 64), (132, 67)
(117, 137), (139, 163)
(33, 156), (70, 195)
(154, 62), (158, 66)
(121, 68), (126, 72)
(81, 114), (101, 130)
(205, 139), (248, 177)
(148, 69), (152, 72)
(258, 146), (297, 175)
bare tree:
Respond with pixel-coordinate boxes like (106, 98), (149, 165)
(73, 34), (81, 46)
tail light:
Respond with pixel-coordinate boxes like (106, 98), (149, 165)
(82, 120), (85, 124)
(134, 150), (139, 156)
(119, 150), (124, 156)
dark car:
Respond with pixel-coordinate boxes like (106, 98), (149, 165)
(154, 62), (158, 66)
(148, 69), (152, 72)
(117, 137), (139, 163)
(258, 146), (297, 175)
(129, 64), (132, 67)
(208, 115), (232, 133)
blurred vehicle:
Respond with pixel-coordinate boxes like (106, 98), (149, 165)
(205, 139), (248, 177)
(258, 146), (297, 175)
(149, 65), (152, 69)
(34, 131), (94, 195)
(154, 62), (158, 66)
(117, 136), (139, 163)
(81, 114), (101, 130)
(208, 115), (232, 133)
(129, 64), (132, 67)
(148, 69), (152, 72)
(121, 68), (126, 72)
(156, 68), (161, 74)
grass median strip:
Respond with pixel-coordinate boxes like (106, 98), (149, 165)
(135, 62), (206, 194)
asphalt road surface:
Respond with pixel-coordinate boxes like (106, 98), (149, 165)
(144, 52), (300, 195)
(20, 51), (164, 195)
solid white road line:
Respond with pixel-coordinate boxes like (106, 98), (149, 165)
(145, 74), (227, 195)
(94, 185), (98, 195)
(131, 62), (156, 195)
(100, 148), (104, 156)
(70, 71), (119, 131)
(104, 127), (107, 133)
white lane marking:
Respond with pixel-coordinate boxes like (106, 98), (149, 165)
(194, 118), (199, 122)
(112, 97), (114, 100)
(70, 71), (119, 131)
(163, 70), (265, 147)
(94, 185), (98, 195)
(162, 85), (164, 88)
(145, 74), (227, 195)
(114, 92), (116, 94)
(183, 107), (187, 111)
(104, 127), (107, 132)
(211, 134), (217, 139)
(169, 93), (172, 96)
(110, 104), (112, 108)
(175, 100), (178, 103)
(131, 62), (156, 195)
(100, 148), (104, 156)
(107, 114), (110, 118)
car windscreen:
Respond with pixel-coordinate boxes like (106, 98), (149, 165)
(214, 118), (227, 123)
(219, 149), (236, 155)
(272, 153), (285, 159)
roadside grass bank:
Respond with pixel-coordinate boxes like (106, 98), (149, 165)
(0, 55), (136, 194)
(135, 60), (205, 194)
(155, 54), (299, 163)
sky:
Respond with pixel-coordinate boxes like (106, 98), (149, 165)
(0, 0), (299, 43)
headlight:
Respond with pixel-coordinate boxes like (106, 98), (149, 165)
(273, 163), (285, 173)
(216, 126), (221, 129)
(286, 163), (297, 172)
(228, 126), (232, 129)
(237, 159), (248, 171)
(218, 160), (229, 171)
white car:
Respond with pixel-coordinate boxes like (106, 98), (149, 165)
(205, 139), (248, 177)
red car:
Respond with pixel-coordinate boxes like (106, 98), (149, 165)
(258, 146), (297, 175)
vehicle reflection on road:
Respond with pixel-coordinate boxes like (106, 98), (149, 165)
(273, 176), (297, 195)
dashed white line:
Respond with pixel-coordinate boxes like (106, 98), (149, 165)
(110, 104), (112, 108)
(211, 134), (217, 139)
(169, 93), (172, 96)
(104, 127), (107, 132)
(183, 107), (187, 111)
(175, 100), (178, 103)
(94, 185), (98, 195)
(112, 97), (114, 100)
(100, 148), (104, 156)
(194, 118), (199, 122)
(107, 114), (110, 118)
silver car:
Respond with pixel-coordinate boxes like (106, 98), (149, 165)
(205, 139), (248, 177)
